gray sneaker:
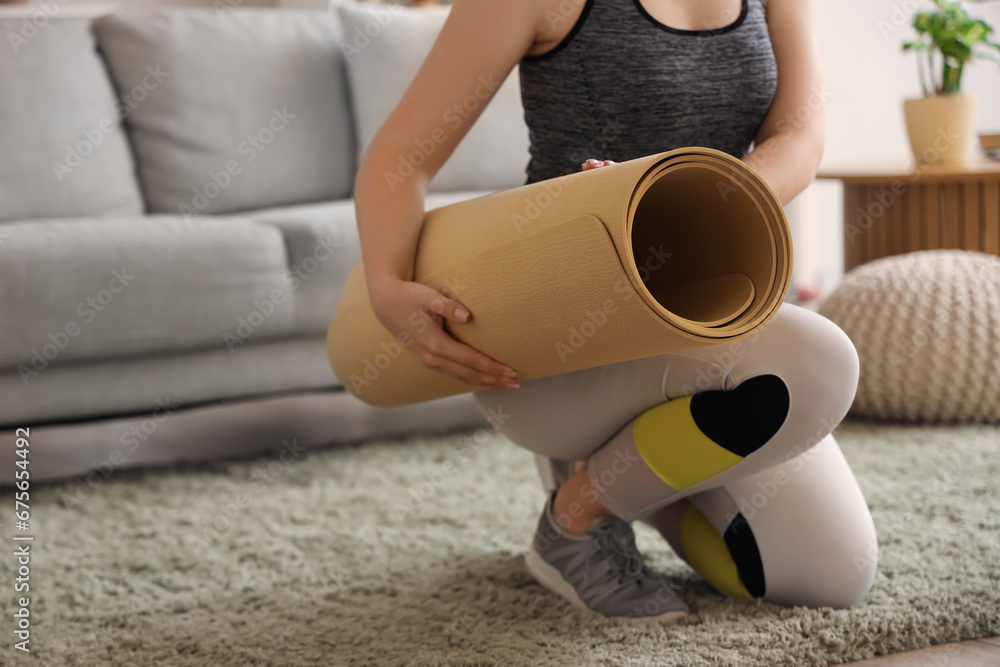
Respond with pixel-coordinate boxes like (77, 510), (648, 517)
(525, 495), (688, 621)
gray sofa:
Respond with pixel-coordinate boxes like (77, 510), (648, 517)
(0, 4), (531, 482)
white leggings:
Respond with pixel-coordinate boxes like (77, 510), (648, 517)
(473, 304), (879, 608)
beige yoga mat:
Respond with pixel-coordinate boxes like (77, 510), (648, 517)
(327, 147), (792, 407)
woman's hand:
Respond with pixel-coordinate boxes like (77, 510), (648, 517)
(369, 278), (520, 390)
(581, 158), (616, 171)
(365, 156), (613, 390)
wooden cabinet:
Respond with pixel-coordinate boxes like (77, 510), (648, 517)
(817, 158), (1000, 272)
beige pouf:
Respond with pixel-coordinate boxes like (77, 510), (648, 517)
(819, 250), (1000, 424)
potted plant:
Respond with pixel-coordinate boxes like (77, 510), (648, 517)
(902, 0), (1000, 166)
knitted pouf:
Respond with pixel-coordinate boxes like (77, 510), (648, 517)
(819, 250), (1000, 424)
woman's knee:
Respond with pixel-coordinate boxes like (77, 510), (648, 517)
(806, 313), (860, 425)
(766, 525), (878, 609)
(667, 473), (879, 609)
(748, 307), (860, 427)
(744, 437), (879, 609)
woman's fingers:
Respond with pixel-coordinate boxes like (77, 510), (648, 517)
(419, 346), (518, 388)
(438, 334), (518, 381)
(423, 353), (517, 388)
(419, 288), (517, 383)
(419, 330), (518, 388)
(581, 158), (617, 171)
(418, 154), (618, 384)
(425, 293), (471, 323)
(369, 279), (518, 388)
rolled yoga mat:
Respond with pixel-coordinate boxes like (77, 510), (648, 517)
(327, 147), (792, 407)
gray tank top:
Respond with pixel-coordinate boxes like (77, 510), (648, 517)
(519, 0), (778, 183)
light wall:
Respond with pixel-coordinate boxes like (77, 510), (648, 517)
(802, 0), (1000, 293)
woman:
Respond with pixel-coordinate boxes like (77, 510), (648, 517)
(354, 0), (878, 619)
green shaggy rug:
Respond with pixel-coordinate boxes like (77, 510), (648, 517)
(2, 420), (998, 666)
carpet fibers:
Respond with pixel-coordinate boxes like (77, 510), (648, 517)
(2, 420), (998, 666)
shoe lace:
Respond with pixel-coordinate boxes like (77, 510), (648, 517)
(590, 519), (646, 586)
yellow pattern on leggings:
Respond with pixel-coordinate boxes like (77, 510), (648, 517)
(632, 396), (743, 490)
(680, 504), (753, 599)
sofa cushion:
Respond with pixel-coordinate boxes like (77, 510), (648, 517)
(0, 337), (338, 428)
(338, 4), (530, 193)
(0, 19), (144, 222)
(93, 9), (355, 215)
(0, 216), (300, 375)
(240, 189), (496, 334)
(238, 200), (360, 335)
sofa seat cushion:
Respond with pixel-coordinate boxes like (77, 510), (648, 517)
(0, 19), (144, 222)
(0, 337), (338, 428)
(0, 216), (300, 375)
(93, 9), (355, 215)
(239, 190), (497, 334)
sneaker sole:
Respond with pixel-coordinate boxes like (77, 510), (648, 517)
(524, 546), (688, 623)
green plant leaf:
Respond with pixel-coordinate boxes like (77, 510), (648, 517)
(914, 11), (936, 33)
(941, 39), (973, 61)
(959, 21), (989, 44)
(905, 0), (999, 95)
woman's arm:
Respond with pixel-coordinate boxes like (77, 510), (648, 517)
(742, 0), (826, 206)
(355, 0), (543, 388)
